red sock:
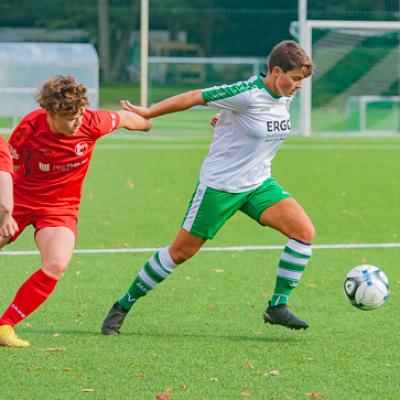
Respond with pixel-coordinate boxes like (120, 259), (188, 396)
(0, 268), (58, 327)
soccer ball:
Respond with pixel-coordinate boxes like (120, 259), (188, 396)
(344, 264), (389, 310)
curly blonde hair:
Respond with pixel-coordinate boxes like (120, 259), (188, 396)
(35, 75), (89, 115)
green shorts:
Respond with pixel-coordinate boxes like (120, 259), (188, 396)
(181, 177), (292, 239)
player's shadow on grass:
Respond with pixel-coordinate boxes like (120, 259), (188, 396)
(21, 328), (304, 343)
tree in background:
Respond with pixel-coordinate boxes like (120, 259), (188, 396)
(0, 0), (399, 82)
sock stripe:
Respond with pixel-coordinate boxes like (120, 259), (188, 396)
(159, 247), (176, 270)
(154, 252), (173, 274)
(280, 252), (309, 266)
(284, 246), (311, 259)
(270, 240), (312, 307)
(138, 269), (157, 288)
(276, 268), (303, 281)
(143, 262), (164, 283)
(278, 259), (306, 272)
(118, 248), (177, 312)
(148, 257), (169, 279)
(287, 239), (312, 256)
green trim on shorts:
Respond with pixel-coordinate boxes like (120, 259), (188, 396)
(181, 177), (292, 239)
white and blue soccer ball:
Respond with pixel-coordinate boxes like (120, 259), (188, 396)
(344, 264), (389, 311)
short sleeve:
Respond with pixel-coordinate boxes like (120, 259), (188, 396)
(91, 110), (120, 138)
(202, 80), (256, 112)
(8, 117), (34, 166)
(0, 136), (12, 174)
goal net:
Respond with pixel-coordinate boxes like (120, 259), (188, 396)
(294, 21), (400, 135)
(147, 56), (263, 103)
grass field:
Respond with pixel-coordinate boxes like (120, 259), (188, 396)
(1, 110), (400, 399)
(1, 84), (398, 135)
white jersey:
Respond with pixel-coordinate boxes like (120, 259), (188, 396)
(200, 73), (292, 193)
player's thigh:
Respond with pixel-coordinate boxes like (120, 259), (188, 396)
(259, 198), (315, 242)
(35, 226), (76, 278)
(240, 177), (292, 223)
(240, 177), (314, 242)
(181, 182), (247, 240)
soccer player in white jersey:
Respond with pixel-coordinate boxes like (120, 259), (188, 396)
(102, 40), (315, 333)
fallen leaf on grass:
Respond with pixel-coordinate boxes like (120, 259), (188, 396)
(268, 370), (280, 376)
(210, 377), (218, 382)
(244, 361), (254, 369)
(81, 388), (94, 393)
(307, 393), (325, 399)
(213, 269), (224, 273)
(64, 367), (72, 372)
(180, 384), (188, 390)
(26, 366), (43, 372)
(52, 333), (61, 337)
(156, 393), (170, 400)
(42, 347), (66, 352)
(241, 391), (250, 398)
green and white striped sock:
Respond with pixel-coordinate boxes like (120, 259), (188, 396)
(118, 247), (176, 311)
(270, 238), (312, 306)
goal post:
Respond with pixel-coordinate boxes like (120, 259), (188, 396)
(297, 20), (400, 135)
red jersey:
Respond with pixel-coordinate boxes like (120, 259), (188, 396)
(9, 108), (120, 216)
(0, 135), (13, 174)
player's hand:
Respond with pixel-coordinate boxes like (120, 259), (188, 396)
(120, 100), (151, 119)
(0, 215), (19, 238)
(210, 113), (220, 127)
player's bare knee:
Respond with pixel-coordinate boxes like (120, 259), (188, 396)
(298, 224), (316, 244)
(170, 246), (199, 264)
(42, 259), (70, 278)
(290, 222), (315, 244)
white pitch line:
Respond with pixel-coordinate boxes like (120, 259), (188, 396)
(1, 242), (400, 256)
(97, 144), (210, 150)
(96, 143), (400, 151)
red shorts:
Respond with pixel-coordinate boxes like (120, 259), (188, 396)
(11, 204), (78, 242)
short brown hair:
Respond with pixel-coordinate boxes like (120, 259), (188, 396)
(35, 74), (89, 115)
(268, 40), (314, 77)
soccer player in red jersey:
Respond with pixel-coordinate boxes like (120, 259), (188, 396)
(0, 75), (151, 347)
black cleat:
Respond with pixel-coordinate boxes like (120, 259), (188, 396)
(101, 302), (129, 335)
(263, 303), (309, 330)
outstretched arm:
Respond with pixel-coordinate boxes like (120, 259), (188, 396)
(120, 90), (206, 119)
(116, 110), (152, 131)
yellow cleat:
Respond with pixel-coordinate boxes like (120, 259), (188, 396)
(0, 325), (30, 348)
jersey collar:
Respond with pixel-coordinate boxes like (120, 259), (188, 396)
(257, 73), (282, 99)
